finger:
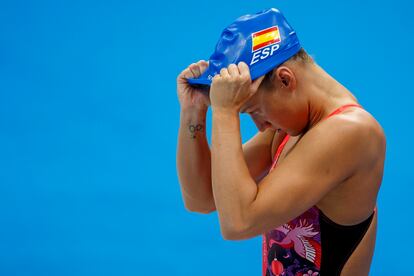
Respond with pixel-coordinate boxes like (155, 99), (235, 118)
(228, 63), (240, 77)
(251, 75), (265, 92)
(189, 63), (201, 77)
(178, 68), (195, 81)
(198, 60), (209, 74)
(238, 62), (251, 79)
(197, 59), (208, 66)
(212, 74), (221, 83)
(220, 67), (230, 78)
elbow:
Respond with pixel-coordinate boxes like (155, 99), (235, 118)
(186, 207), (215, 214)
(185, 203), (216, 214)
(222, 229), (240, 240)
(221, 221), (251, 241)
(221, 210), (260, 240)
(221, 224), (235, 240)
(183, 196), (216, 214)
(221, 226), (248, 241)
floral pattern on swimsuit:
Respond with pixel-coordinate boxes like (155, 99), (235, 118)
(262, 206), (322, 276)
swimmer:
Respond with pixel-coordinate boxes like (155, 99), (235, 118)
(176, 8), (385, 276)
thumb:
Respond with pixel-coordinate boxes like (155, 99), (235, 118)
(251, 75), (265, 92)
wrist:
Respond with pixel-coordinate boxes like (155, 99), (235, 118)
(211, 106), (239, 117)
(181, 106), (208, 116)
(212, 107), (240, 133)
(180, 107), (207, 124)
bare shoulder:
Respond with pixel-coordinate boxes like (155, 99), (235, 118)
(311, 107), (385, 222)
(340, 106), (385, 135)
(313, 107), (386, 166)
(339, 107), (385, 150)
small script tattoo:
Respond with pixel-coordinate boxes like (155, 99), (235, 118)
(188, 124), (204, 139)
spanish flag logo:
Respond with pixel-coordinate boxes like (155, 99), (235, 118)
(252, 26), (281, 52)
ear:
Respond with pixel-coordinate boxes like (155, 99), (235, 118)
(275, 66), (296, 90)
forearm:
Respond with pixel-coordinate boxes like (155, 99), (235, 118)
(211, 109), (258, 236)
(176, 107), (214, 212)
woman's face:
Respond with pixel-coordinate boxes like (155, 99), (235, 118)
(241, 89), (279, 132)
(243, 82), (306, 135)
(259, 86), (289, 132)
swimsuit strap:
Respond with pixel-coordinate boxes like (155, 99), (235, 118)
(270, 103), (363, 170)
(324, 103), (363, 120)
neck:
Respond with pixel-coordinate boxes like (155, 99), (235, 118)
(301, 63), (358, 132)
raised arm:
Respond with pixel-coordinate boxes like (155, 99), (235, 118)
(176, 61), (277, 214)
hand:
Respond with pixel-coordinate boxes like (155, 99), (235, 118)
(176, 60), (211, 111)
(209, 62), (264, 113)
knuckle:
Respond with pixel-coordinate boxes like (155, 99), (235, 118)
(241, 75), (250, 83)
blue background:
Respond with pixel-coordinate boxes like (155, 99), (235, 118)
(0, 0), (412, 275)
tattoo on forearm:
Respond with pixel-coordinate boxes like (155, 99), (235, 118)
(188, 124), (204, 139)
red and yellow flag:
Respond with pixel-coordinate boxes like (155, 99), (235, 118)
(252, 26), (281, 52)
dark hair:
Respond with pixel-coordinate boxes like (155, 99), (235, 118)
(262, 48), (313, 87)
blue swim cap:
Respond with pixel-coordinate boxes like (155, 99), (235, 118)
(187, 8), (301, 86)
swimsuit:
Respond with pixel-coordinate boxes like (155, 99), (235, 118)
(262, 104), (376, 276)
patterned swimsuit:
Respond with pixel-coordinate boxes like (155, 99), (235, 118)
(262, 104), (376, 276)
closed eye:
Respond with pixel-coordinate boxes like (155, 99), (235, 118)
(248, 110), (260, 116)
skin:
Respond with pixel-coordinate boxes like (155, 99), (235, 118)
(176, 58), (385, 275)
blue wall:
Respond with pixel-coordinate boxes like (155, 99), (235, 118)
(0, 0), (412, 275)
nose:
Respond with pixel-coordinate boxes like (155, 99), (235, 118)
(251, 116), (272, 132)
